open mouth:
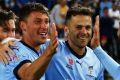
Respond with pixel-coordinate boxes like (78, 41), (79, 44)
(79, 36), (87, 44)
(79, 36), (86, 40)
(39, 32), (47, 38)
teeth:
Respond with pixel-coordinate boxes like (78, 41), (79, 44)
(80, 36), (86, 39)
(40, 33), (46, 35)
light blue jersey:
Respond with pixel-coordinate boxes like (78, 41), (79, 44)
(45, 40), (104, 80)
(94, 46), (120, 80)
(0, 40), (48, 80)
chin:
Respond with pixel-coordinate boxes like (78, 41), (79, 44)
(40, 40), (46, 44)
(79, 44), (87, 48)
(80, 45), (86, 48)
(36, 39), (46, 45)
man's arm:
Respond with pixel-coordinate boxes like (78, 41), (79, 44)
(0, 37), (17, 64)
(16, 23), (58, 80)
(91, 16), (120, 80)
(94, 46), (120, 80)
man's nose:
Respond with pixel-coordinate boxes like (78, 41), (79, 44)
(40, 22), (48, 29)
(81, 27), (87, 34)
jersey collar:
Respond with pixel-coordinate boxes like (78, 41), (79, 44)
(20, 40), (39, 56)
(65, 41), (87, 59)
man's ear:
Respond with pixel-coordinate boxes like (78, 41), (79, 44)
(19, 21), (27, 32)
(64, 26), (69, 35)
(64, 26), (69, 41)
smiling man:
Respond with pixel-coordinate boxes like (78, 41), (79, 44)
(45, 6), (104, 80)
(0, 3), (58, 80)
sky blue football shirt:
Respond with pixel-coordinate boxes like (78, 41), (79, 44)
(45, 40), (104, 80)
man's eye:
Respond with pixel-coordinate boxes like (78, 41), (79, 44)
(34, 20), (42, 24)
(3, 29), (8, 32)
(76, 25), (82, 29)
(45, 20), (49, 24)
(86, 25), (91, 30)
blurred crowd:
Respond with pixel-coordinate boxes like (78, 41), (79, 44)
(0, 0), (120, 79)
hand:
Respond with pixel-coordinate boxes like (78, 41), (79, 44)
(45, 23), (58, 56)
(0, 37), (17, 65)
(91, 16), (100, 49)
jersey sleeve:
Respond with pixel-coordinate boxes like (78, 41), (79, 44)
(94, 46), (120, 80)
(5, 47), (32, 80)
(0, 62), (9, 80)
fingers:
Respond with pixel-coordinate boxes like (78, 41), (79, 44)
(5, 45), (15, 56)
(0, 50), (9, 65)
(95, 16), (99, 28)
(51, 37), (58, 49)
(0, 56), (7, 65)
(52, 23), (57, 33)
(1, 37), (17, 56)
(8, 40), (16, 46)
(50, 23), (58, 41)
(46, 38), (58, 56)
(0, 44), (15, 65)
(91, 15), (100, 49)
(51, 23), (58, 48)
(48, 23), (58, 54)
(94, 15), (100, 37)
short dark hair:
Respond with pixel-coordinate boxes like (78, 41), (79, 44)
(0, 10), (16, 28)
(19, 3), (49, 21)
(65, 6), (93, 25)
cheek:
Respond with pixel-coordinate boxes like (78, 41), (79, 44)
(2, 33), (8, 38)
(27, 25), (37, 33)
(89, 30), (92, 37)
(70, 32), (77, 39)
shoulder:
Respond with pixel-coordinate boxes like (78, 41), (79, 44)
(9, 41), (31, 61)
(85, 46), (104, 70)
(57, 40), (68, 49)
(85, 46), (101, 63)
(86, 46), (96, 57)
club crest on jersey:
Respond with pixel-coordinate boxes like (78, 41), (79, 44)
(69, 58), (73, 65)
(66, 58), (74, 70)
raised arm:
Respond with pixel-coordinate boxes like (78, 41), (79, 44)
(17, 23), (58, 80)
(91, 16), (120, 80)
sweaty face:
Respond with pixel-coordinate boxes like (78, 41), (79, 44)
(24, 12), (49, 45)
(0, 19), (15, 42)
(67, 15), (92, 48)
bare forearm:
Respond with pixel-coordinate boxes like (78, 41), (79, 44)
(19, 52), (54, 80)
(19, 23), (58, 80)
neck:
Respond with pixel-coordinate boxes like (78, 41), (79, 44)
(68, 40), (85, 56)
(22, 37), (40, 53)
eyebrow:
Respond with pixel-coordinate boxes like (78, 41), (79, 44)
(76, 24), (92, 26)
